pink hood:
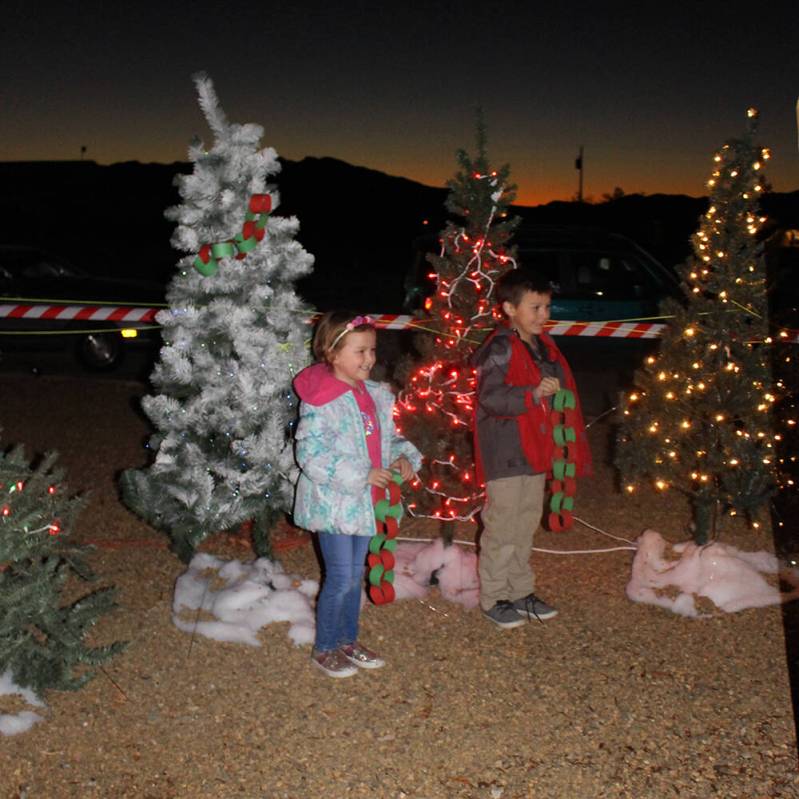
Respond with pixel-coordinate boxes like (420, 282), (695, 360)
(293, 362), (353, 406)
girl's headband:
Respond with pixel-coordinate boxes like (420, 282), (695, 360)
(330, 315), (374, 349)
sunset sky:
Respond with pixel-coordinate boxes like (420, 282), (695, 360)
(4, 1), (798, 206)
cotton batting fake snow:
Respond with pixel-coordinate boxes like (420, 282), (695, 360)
(0, 670), (45, 737)
(172, 553), (317, 646)
(627, 529), (799, 617)
(392, 539), (480, 608)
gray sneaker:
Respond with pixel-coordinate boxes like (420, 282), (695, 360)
(482, 600), (526, 629)
(339, 642), (385, 670)
(512, 593), (558, 622)
(311, 648), (358, 678)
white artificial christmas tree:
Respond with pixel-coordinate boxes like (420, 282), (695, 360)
(122, 74), (314, 560)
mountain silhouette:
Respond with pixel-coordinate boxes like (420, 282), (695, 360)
(1, 158), (797, 312)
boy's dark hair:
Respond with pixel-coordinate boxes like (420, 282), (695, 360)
(495, 267), (552, 308)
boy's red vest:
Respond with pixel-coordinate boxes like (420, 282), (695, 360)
(474, 328), (593, 485)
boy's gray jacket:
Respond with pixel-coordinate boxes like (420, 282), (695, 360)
(293, 377), (422, 536)
(471, 326), (562, 482)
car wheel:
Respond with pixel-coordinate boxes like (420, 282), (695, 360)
(75, 330), (123, 371)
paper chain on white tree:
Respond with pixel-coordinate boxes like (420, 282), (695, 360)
(2, 303), (798, 342)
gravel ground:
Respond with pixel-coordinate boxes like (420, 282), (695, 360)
(1, 373), (797, 799)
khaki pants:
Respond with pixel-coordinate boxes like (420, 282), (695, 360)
(478, 473), (546, 611)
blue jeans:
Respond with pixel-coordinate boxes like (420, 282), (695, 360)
(314, 533), (371, 652)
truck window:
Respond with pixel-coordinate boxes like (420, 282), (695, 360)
(570, 251), (656, 300)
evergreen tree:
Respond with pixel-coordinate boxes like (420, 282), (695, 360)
(0, 442), (122, 696)
(770, 288), (799, 555)
(396, 122), (519, 528)
(616, 110), (779, 543)
(121, 75), (314, 561)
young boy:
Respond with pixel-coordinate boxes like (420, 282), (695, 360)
(472, 268), (592, 628)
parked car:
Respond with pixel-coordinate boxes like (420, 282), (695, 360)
(0, 245), (164, 371)
(765, 227), (799, 329)
(403, 224), (681, 320)
(400, 225), (683, 412)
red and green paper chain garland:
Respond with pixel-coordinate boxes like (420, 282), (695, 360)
(548, 388), (578, 532)
(367, 472), (403, 605)
(193, 193), (272, 276)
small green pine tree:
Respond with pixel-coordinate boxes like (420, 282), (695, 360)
(0, 443), (123, 696)
(395, 120), (519, 528)
(616, 111), (778, 543)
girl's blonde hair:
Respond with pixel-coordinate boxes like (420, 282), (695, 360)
(312, 311), (375, 363)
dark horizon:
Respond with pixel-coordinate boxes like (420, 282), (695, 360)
(7, 153), (799, 212)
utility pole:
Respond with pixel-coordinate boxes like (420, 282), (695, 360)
(575, 145), (584, 202)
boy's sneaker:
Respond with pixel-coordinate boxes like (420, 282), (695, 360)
(512, 593), (558, 622)
(339, 642), (385, 670)
(482, 600), (526, 629)
(311, 648), (358, 678)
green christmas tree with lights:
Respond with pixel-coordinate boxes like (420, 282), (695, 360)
(616, 110), (779, 543)
(121, 74), (314, 562)
(395, 122), (519, 528)
(0, 443), (122, 696)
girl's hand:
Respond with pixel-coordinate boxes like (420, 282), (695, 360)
(367, 468), (394, 488)
(389, 456), (414, 482)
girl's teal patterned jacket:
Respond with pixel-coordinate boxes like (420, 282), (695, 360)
(293, 362), (422, 536)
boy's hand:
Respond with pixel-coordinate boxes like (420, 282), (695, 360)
(389, 456), (414, 482)
(367, 468), (395, 488)
(533, 376), (560, 402)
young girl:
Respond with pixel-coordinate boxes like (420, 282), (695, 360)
(293, 311), (422, 678)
